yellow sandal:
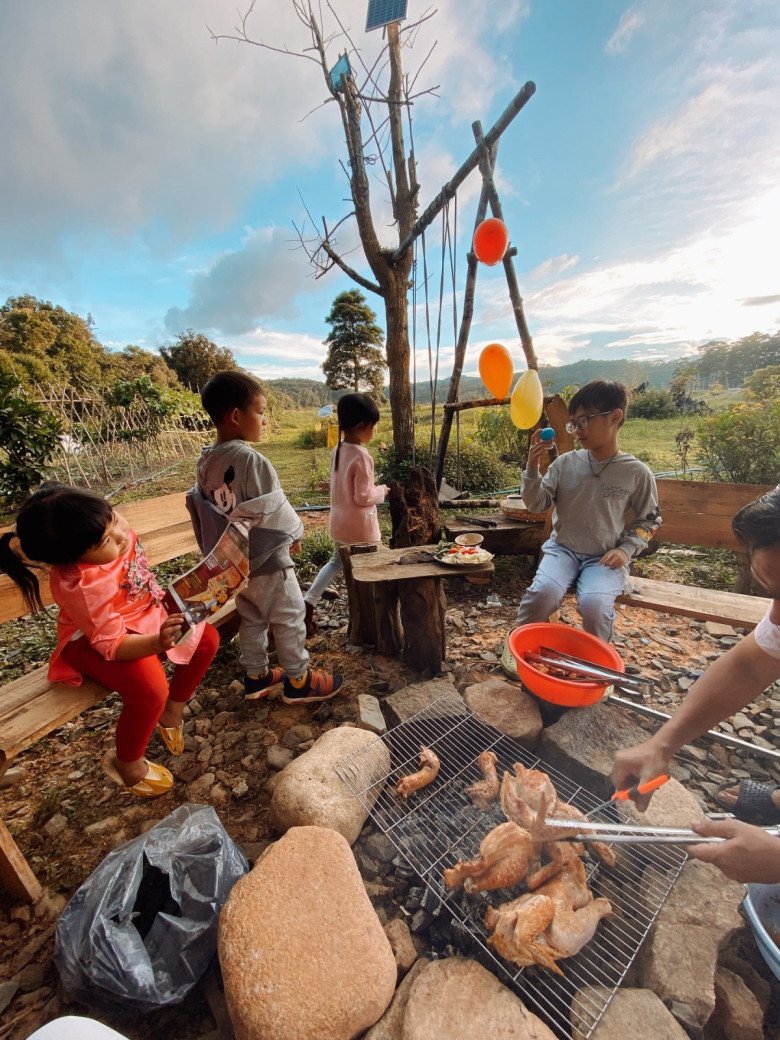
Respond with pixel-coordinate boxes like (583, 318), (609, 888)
(156, 722), (185, 756)
(101, 752), (174, 798)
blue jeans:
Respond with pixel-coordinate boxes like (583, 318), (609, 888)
(517, 539), (627, 643)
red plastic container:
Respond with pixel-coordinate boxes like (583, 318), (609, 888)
(508, 623), (624, 707)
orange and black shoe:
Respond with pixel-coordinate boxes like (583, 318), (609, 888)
(244, 666), (285, 701)
(281, 668), (344, 704)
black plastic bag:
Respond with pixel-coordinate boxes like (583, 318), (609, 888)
(54, 803), (249, 1014)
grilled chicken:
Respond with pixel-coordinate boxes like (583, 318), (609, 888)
(396, 746), (441, 799)
(443, 821), (543, 893)
(464, 750), (500, 810)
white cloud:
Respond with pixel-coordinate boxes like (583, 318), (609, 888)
(605, 7), (646, 56)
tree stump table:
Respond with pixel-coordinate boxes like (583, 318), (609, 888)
(340, 544), (494, 674)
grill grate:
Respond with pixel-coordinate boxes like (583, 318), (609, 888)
(336, 691), (686, 1039)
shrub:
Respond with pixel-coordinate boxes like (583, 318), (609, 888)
(0, 374), (62, 506)
(697, 402), (780, 484)
(476, 409), (528, 464)
(377, 438), (514, 493)
(295, 528), (335, 583)
(296, 426), (329, 449)
(629, 389), (677, 419)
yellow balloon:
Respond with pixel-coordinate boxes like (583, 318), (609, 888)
(509, 369), (544, 430)
(479, 343), (514, 399)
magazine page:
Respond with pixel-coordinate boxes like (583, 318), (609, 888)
(163, 521), (250, 630)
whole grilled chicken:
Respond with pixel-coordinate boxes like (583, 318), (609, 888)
(443, 822), (543, 893)
(464, 750), (500, 810)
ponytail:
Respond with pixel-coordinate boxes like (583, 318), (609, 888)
(0, 531), (45, 613)
(334, 429), (343, 472)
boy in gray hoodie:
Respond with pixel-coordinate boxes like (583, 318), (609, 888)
(517, 380), (661, 642)
(188, 371), (343, 703)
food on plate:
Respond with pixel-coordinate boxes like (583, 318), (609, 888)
(485, 851), (612, 974)
(396, 746), (441, 799)
(500, 763), (616, 868)
(433, 541), (493, 566)
(464, 750), (501, 810)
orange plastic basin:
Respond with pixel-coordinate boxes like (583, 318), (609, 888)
(508, 623), (624, 706)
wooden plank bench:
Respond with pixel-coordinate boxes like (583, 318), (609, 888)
(0, 493), (239, 902)
(617, 479), (774, 628)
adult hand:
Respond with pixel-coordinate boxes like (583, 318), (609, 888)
(600, 548), (630, 569)
(612, 738), (672, 810)
(686, 817), (780, 884)
(157, 613), (185, 651)
(526, 430), (547, 473)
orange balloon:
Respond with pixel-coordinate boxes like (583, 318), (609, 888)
(473, 218), (509, 266)
(479, 343), (514, 399)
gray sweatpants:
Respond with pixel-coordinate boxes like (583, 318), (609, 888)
(236, 567), (309, 679)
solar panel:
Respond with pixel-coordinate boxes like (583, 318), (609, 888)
(365, 0), (409, 32)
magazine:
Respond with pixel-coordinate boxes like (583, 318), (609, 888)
(162, 521), (250, 633)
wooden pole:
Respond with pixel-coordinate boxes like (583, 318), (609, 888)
(472, 122), (538, 371)
(433, 145), (497, 489)
(392, 82), (536, 263)
(443, 395), (510, 412)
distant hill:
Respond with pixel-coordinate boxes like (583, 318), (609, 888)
(267, 358), (682, 409)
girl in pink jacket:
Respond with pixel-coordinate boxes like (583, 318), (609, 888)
(304, 394), (388, 636)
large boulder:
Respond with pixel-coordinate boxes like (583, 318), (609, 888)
(401, 957), (557, 1039)
(219, 826), (397, 1040)
(363, 958), (429, 1040)
(540, 702), (657, 799)
(572, 987), (689, 1039)
(637, 860), (744, 1038)
(462, 678), (543, 746)
(711, 967), (765, 1040)
(269, 726), (389, 844)
(382, 677), (464, 728)
(620, 777), (704, 828)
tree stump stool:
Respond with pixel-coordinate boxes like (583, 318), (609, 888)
(341, 544), (494, 673)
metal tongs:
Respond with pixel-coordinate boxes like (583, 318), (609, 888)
(543, 816), (780, 846)
(524, 646), (655, 696)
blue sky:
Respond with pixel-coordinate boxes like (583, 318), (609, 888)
(1, 1), (778, 382)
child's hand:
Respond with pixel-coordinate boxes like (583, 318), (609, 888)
(526, 430), (547, 473)
(158, 614), (185, 651)
(290, 540), (302, 555)
(600, 548), (629, 569)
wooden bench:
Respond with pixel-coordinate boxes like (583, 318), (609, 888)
(0, 493), (238, 902)
(617, 479), (774, 628)
(341, 543), (494, 674)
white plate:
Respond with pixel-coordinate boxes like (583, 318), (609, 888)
(436, 548), (494, 566)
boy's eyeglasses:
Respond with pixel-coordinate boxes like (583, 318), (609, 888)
(565, 411), (612, 434)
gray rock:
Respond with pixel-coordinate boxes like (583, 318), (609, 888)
(712, 967), (764, 1040)
(382, 677), (464, 728)
(267, 744), (295, 770)
(540, 703), (652, 798)
(0, 767), (23, 789)
(638, 860), (744, 1037)
(363, 832), (397, 864)
(0, 980), (19, 1015)
(357, 694), (387, 735)
(705, 622), (736, 637)
(84, 815), (123, 837)
(462, 678), (543, 746)
(282, 724), (315, 749)
(42, 813), (68, 838)
(572, 987), (689, 1040)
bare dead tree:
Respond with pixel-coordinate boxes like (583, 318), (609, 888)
(210, 1), (438, 458)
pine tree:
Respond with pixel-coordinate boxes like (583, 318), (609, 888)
(322, 290), (386, 398)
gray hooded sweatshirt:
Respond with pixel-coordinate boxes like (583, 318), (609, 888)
(188, 440), (304, 575)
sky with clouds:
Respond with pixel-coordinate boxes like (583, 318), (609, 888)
(1, 0), (778, 382)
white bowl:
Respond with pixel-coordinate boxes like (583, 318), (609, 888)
(455, 533), (484, 547)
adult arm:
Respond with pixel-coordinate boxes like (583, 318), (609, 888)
(612, 631), (780, 806)
(685, 817), (780, 884)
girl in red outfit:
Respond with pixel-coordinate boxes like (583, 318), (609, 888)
(0, 485), (219, 797)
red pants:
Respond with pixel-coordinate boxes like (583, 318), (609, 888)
(61, 624), (220, 762)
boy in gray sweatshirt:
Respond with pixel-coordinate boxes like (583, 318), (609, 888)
(517, 380), (661, 642)
(188, 371), (343, 703)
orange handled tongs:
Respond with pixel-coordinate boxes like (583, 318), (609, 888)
(583, 774), (670, 819)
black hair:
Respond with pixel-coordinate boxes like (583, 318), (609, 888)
(201, 370), (266, 425)
(334, 393), (380, 471)
(732, 486), (780, 551)
(0, 484), (113, 612)
(568, 380), (629, 427)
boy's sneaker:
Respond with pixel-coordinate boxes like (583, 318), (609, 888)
(244, 666), (285, 700)
(281, 668), (344, 704)
(304, 601), (318, 639)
